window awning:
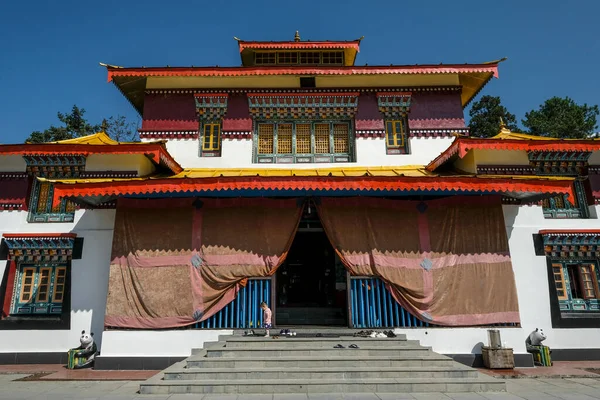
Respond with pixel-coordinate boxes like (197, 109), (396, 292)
(1, 233), (77, 262)
(194, 93), (228, 121)
(377, 92), (412, 117)
(247, 92), (359, 119)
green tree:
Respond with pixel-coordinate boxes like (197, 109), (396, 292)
(468, 95), (519, 138)
(26, 105), (139, 143)
(104, 115), (139, 142)
(27, 105), (101, 143)
(522, 97), (599, 139)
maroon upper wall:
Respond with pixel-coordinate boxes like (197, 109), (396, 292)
(141, 90), (465, 131)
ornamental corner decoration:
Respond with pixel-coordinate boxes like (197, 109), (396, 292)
(2, 234), (76, 262)
(247, 93), (359, 120)
(376, 92), (412, 118)
(195, 93), (229, 121)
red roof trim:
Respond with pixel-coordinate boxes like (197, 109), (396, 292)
(51, 175), (576, 206)
(107, 64), (499, 82)
(194, 93), (229, 98)
(377, 91), (412, 97)
(238, 41), (361, 52)
(427, 138), (600, 172)
(2, 233), (77, 238)
(247, 92), (359, 98)
(0, 143), (183, 174)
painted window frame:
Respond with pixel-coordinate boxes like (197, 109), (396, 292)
(384, 117), (410, 155)
(198, 121), (222, 157)
(254, 51), (345, 66)
(542, 180), (590, 219)
(11, 263), (68, 316)
(253, 120), (355, 164)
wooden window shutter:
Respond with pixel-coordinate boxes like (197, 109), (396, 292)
(552, 263), (568, 300)
(578, 264), (598, 299)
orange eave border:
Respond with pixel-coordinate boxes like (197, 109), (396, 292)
(106, 64), (499, 82)
(539, 230), (600, 235)
(50, 175), (577, 207)
(427, 138), (600, 172)
(238, 41), (361, 52)
(0, 143), (183, 174)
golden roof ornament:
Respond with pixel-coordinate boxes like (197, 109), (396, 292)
(294, 31), (300, 42)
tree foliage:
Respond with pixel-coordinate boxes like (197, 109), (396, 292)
(26, 105), (138, 143)
(522, 97), (599, 139)
(104, 115), (139, 142)
(468, 95), (518, 138)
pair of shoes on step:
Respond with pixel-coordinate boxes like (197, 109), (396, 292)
(369, 331), (388, 338)
(384, 330), (396, 338)
(279, 329), (296, 336)
(334, 344), (359, 349)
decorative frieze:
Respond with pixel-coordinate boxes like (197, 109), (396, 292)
(356, 130), (385, 138)
(139, 130), (199, 139)
(146, 87), (463, 95)
(24, 155), (86, 178)
(247, 93), (359, 120)
(409, 128), (469, 137)
(377, 92), (412, 118)
(528, 151), (591, 176)
(2, 234), (76, 262)
(221, 131), (253, 140)
(477, 165), (536, 175)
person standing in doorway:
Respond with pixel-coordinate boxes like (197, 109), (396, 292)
(261, 302), (272, 337)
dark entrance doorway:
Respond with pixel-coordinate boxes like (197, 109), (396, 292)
(275, 203), (347, 326)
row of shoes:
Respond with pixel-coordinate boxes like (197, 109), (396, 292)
(353, 329), (397, 338)
(280, 329), (297, 336)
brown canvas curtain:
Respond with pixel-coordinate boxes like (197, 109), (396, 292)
(104, 198), (302, 329)
(317, 196), (520, 326)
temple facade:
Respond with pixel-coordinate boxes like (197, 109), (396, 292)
(1, 34), (600, 368)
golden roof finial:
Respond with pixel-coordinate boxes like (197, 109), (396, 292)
(294, 31), (300, 42)
(101, 118), (108, 133)
(499, 116), (505, 128)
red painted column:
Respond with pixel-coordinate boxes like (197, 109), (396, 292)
(2, 261), (17, 318)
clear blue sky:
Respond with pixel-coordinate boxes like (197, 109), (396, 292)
(1, 0), (598, 143)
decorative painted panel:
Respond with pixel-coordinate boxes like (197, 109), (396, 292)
(194, 94), (229, 121)
(551, 261), (600, 313)
(542, 180), (589, 219)
(377, 92), (412, 118)
(3, 235), (75, 263)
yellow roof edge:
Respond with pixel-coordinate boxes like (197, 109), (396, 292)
(32, 131), (167, 145)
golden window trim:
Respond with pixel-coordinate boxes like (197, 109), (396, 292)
(552, 263), (568, 301)
(385, 119), (406, 148)
(256, 121), (350, 156)
(51, 266), (67, 303)
(202, 123), (221, 151)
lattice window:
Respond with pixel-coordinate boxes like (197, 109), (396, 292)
(542, 180), (588, 219)
(255, 52), (276, 65)
(12, 264), (67, 315)
(314, 124), (330, 154)
(552, 263), (568, 300)
(277, 52), (298, 64)
(385, 120), (406, 148)
(202, 123), (221, 151)
(277, 124), (293, 154)
(322, 52), (344, 65)
(258, 124), (275, 154)
(296, 124), (311, 154)
(299, 52), (320, 64)
(36, 182), (51, 213)
(333, 124), (349, 153)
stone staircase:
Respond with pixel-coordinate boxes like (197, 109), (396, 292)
(140, 330), (505, 395)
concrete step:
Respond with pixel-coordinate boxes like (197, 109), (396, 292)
(205, 346), (432, 358)
(164, 366), (479, 380)
(227, 331), (407, 340)
(186, 354), (455, 368)
(221, 336), (412, 347)
(140, 377), (506, 394)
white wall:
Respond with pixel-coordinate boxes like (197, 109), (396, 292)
(501, 204), (600, 351)
(100, 330), (231, 357)
(0, 209), (115, 353)
(160, 137), (455, 170)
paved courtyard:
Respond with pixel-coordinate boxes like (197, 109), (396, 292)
(2, 374), (600, 400)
